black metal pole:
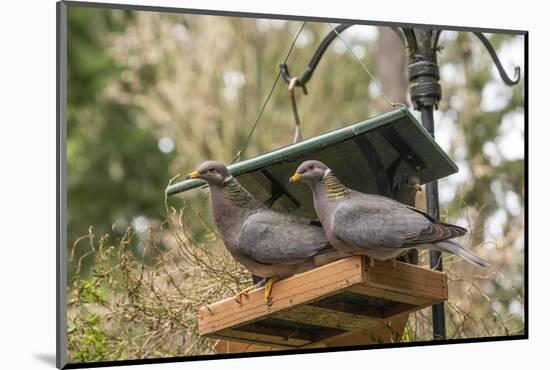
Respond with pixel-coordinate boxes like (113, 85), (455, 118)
(405, 28), (446, 340)
(420, 107), (446, 340)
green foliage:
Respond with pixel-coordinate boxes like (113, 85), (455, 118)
(68, 314), (110, 363)
(67, 7), (177, 262)
(74, 279), (106, 305)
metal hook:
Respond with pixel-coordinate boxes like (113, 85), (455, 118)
(280, 23), (352, 87)
(474, 32), (521, 86)
(288, 76), (308, 143)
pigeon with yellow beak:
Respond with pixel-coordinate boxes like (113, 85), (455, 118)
(290, 160), (489, 267)
(393, 175), (423, 265)
(188, 161), (347, 305)
(393, 175), (422, 206)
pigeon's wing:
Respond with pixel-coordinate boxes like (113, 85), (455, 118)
(331, 197), (413, 252)
(407, 206), (468, 244)
(401, 212), (467, 246)
(333, 194), (467, 250)
(393, 199), (467, 245)
(239, 210), (331, 266)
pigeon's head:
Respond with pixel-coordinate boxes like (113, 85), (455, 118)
(398, 175), (422, 193)
(188, 161), (232, 186)
(393, 175), (422, 205)
(290, 160), (331, 185)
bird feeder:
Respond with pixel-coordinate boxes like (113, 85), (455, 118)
(166, 107), (457, 218)
(198, 256), (447, 349)
(167, 107), (457, 351)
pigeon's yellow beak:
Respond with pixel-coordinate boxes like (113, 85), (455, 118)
(187, 171), (201, 179)
(415, 184), (422, 192)
(289, 173), (301, 183)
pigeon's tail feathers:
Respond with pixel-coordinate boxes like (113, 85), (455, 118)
(433, 240), (490, 267)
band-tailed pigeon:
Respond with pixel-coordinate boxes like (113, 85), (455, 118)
(393, 175), (422, 265)
(289, 160), (489, 267)
(189, 161), (347, 304)
(393, 175), (422, 206)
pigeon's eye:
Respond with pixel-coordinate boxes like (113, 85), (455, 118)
(208, 167), (215, 173)
(307, 164), (314, 170)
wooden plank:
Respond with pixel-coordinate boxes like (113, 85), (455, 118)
(346, 284), (434, 306)
(212, 317), (345, 348)
(309, 298), (385, 318)
(350, 258), (448, 304)
(360, 257), (440, 275)
(272, 305), (380, 331)
(362, 258), (447, 290)
(198, 256), (364, 336)
(380, 303), (417, 318)
(237, 319), (316, 343)
(300, 300), (422, 348)
(213, 339), (282, 353)
(212, 330), (306, 348)
(362, 274), (446, 302)
(363, 263), (447, 298)
(307, 295), (430, 348)
(311, 313), (410, 348)
(320, 290), (397, 309)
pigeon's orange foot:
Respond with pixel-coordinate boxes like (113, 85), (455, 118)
(234, 283), (260, 304)
(391, 258), (397, 269)
(264, 278), (277, 306)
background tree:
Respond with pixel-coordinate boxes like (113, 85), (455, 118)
(67, 7), (175, 265)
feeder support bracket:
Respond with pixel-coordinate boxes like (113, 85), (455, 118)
(401, 27), (446, 340)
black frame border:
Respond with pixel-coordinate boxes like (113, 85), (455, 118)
(56, 1), (529, 368)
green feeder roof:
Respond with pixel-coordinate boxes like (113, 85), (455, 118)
(166, 107), (458, 219)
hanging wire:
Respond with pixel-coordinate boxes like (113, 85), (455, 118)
(328, 23), (406, 110)
(230, 22), (307, 164)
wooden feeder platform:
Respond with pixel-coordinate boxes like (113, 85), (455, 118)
(198, 256), (447, 349)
